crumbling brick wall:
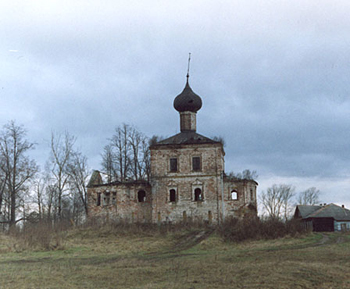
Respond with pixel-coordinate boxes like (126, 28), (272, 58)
(87, 181), (152, 222)
(87, 143), (258, 224)
(223, 178), (258, 219)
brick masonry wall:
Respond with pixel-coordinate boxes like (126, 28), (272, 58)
(150, 143), (225, 223)
(223, 179), (258, 218)
(87, 183), (152, 222)
(87, 142), (258, 223)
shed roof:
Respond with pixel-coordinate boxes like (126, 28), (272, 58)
(295, 204), (350, 221)
(295, 205), (322, 218)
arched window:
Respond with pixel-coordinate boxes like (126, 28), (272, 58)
(169, 189), (176, 202)
(138, 190), (146, 202)
(194, 188), (203, 201)
(231, 190), (238, 200)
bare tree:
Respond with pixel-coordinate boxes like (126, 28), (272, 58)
(128, 126), (150, 181)
(45, 183), (56, 221)
(103, 124), (150, 182)
(0, 157), (8, 215)
(68, 151), (90, 216)
(226, 169), (258, 181)
(297, 187), (320, 205)
(32, 176), (46, 219)
(260, 184), (295, 220)
(141, 137), (151, 181)
(281, 185), (295, 221)
(0, 121), (38, 226)
(101, 144), (116, 183)
(111, 124), (131, 181)
(129, 127), (142, 180)
(49, 131), (75, 220)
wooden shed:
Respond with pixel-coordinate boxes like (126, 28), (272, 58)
(294, 203), (350, 232)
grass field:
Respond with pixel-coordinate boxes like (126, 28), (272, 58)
(0, 226), (349, 288)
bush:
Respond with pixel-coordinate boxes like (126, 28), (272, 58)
(217, 217), (309, 242)
(11, 220), (70, 251)
(83, 217), (211, 237)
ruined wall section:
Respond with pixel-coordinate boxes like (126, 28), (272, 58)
(223, 179), (258, 218)
(150, 143), (225, 223)
(87, 182), (152, 222)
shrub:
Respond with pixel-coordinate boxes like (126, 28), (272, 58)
(83, 217), (211, 237)
(11, 220), (69, 251)
(217, 217), (309, 242)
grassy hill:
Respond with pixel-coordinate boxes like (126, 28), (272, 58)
(0, 224), (349, 288)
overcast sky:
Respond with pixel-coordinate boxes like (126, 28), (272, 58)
(1, 0), (350, 207)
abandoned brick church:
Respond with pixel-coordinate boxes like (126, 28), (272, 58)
(87, 75), (258, 224)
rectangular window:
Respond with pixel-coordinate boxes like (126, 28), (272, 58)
(170, 158), (178, 172)
(192, 157), (201, 171)
(103, 192), (110, 206)
(112, 192), (117, 205)
(250, 189), (254, 200)
(97, 193), (101, 206)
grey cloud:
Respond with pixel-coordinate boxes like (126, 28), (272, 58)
(0, 1), (349, 203)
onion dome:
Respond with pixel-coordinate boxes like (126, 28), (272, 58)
(173, 78), (202, 113)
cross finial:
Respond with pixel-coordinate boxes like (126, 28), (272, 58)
(186, 53), (191, 81)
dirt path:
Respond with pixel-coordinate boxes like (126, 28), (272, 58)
(317, 233), (346, 246)
(146, 229), (214, 258)
(336, 236), (345, 244)
(171, 229), (214, 252)
(317, 234), (330, 245)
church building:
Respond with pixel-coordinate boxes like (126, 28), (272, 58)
(87, 74), (258, 224)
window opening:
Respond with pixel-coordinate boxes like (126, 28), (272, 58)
(170, 158), (178, 172)
(169, 189), (176, 202)
(208, 211), (212, 223)
(250, 189), (254, 200)
(112, 192), (117, 205)
(341, 223), (347, 232)
(192, 157), (201, 171)
(138, 190), (146, 202)
(231, 190), (238, 200)
(97, 193), (101, 206)
(103, 192), (110, 206)
(194, 188), (202, 201)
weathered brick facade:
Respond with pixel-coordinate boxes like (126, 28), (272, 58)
(87, 77), (258, 223)
(87, 179), (152, 222)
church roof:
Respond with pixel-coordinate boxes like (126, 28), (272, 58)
(153, 131), (220, 146)
(173, 79), (202, 113)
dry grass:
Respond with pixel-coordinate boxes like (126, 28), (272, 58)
(0, 225), (349, 288)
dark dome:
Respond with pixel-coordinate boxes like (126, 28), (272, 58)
(173, 80), (202, 112)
